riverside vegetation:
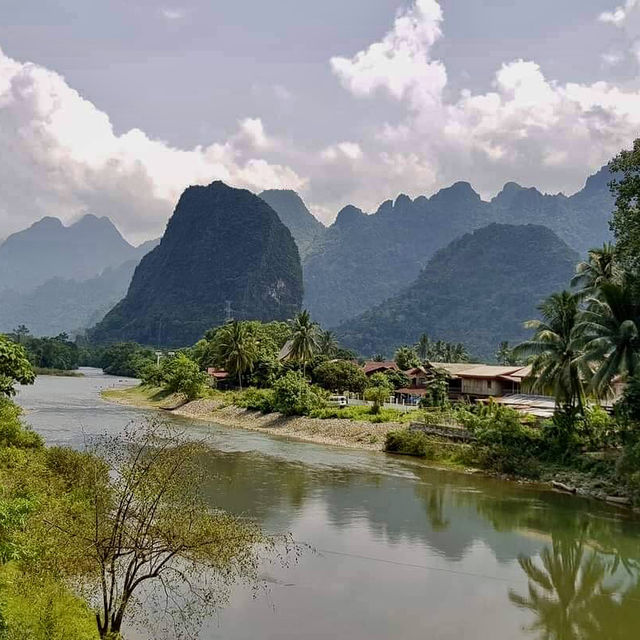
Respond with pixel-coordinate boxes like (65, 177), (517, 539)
(0, 336), (286, 640)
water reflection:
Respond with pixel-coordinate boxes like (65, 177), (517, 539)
(509, 533), (640, 640)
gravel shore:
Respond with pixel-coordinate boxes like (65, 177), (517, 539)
(102, 390), (402, 451)
(173, 399), (400, 450)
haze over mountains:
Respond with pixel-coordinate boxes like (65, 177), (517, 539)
(90, 182), (303, 347)
(0, 215), (157, 335)
(0, 165), (616, 356)
(0, 214), (153, 293)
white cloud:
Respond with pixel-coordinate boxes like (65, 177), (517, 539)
(321, 142), (363, 161)
(324, 0), (640, 208)
(601, 51), (625, 66)
(160, 8), (185, 21)
(599, 0), (639, 26)
(330, 0), (446, 108)
(0, 48), (305, 242)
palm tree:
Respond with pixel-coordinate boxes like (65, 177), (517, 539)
(509, 535), (617, 640)
(571, 243), (618, 299)
(577, 280), (640, 395)
(214, 321), (258, 390)
(287, 311), (319, 377)
(317, 330), (339, 357)
(514, 291), (587, 415)
(416, 333), (431, 362)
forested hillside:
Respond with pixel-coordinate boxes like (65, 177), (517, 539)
(336, 224), (579, 359)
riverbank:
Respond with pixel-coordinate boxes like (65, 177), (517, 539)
(102, 384), (635, 507)
(102, 385), (401, 451)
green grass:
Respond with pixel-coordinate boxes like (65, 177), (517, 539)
(309, 405), (414, 423)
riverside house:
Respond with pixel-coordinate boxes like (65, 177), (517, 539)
(391, 362), (533, 405)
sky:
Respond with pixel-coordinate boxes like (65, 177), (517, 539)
(2, 0), (640, 243)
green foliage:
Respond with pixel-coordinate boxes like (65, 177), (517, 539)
(96, 342), (155, 378)
(416, 334), (470, 363)
(317, 330), (339, 357)
(609, 138), (640, 278)
(515, 291), (586, 413)
(8, 331), (80, 371)
(381, 368), (410, 390)
(462, 404), (543, 476)
(272, 371), (326, 416)
(286, 311), (320, 374)
(394, 346), (419, 370)
(0, 337), (35, 397)
(385, 430), (434, 458)
(213, 321), (259, 389)
(364, 384), (392, 414)
(309, 405), (408, 423)
(495, 341), (519, 366)
(0, 566), (99, 640)
(124, 352), (209, 401)
(418, 373), (449, 408)
(616, 436), (640, 500)
(0, 399), (42, 449)
(235, 388), (275, 413)
(313, 360), (368, 394)
(579, 280), (640, 393)
(618, 372), (640, 424)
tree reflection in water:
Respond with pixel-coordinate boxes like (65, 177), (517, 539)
(509, 534), (640, 640)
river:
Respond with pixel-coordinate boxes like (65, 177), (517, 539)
(16, 368), (640, 639)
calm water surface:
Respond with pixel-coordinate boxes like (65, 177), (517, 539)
(16, 369), (640, 639)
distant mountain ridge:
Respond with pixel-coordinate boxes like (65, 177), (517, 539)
(336, 223), (579, 359)
(0, 259), (140, 336)
(303, 166), (614, 327)
(90, 181), (303, 347)
(0, 214), (152, 293)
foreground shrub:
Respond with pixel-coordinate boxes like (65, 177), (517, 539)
(272, 371), (326, 416)
(0, 398), (42, 449)
(385, 429), (434, 458)
(236, 388), (275, 413)
(160, 354), (208, 400)
(617, 435), (640, 501)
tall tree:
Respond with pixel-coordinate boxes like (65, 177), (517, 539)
(609, 139), (640, 280)
(286, 311), (319, 377)
(394, 346), (420, 370)
(578, 280), (640, 394)
(514, 292), (587, 415)
(571, 243), (618, 299)
(416, 334), (431, 362)
(214, 321), (258, 390)
(0, 336), (35, 397)
(317, 330), (339, 357)
(51, 421), (269, 639)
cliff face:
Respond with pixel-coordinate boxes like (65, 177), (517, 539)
(336, 223), (579, 360)
(90, 181), (303, 346)
(259, 189), (325, 258)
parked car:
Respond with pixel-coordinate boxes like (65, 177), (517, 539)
(328, 395), (348, 408)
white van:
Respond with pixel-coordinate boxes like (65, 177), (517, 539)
(328, 395), (348, 407)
